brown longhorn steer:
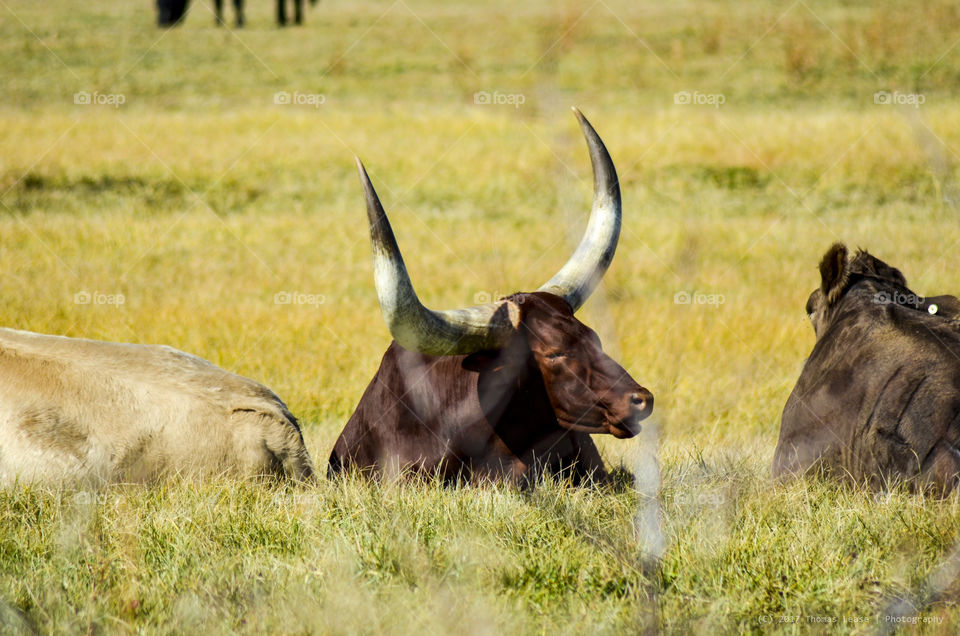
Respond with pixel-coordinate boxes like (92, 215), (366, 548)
(329, 109), (653, 485)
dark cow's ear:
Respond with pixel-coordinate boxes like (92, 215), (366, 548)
(819, 243), (849, 306)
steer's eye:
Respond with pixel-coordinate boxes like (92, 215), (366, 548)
(545, 352), (565, 360)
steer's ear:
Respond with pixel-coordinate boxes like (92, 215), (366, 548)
(819, 243), (849, 306)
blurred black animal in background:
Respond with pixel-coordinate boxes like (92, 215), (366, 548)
(277, 0), (319, 26)
(157, 0), (189, 27)
(157, 0), (318, 28)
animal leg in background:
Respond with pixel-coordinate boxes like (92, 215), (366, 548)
(214, 0), (244, 27)
(277, 0), (305, 26)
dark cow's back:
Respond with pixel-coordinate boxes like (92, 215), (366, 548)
(774, 246), (960, 492)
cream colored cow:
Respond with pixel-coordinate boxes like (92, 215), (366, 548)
(0, 328), (314, 485)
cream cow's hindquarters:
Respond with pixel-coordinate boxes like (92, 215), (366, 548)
(0, 328), (314, 486)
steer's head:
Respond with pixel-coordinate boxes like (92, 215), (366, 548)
(805, 243), (957, 339)
(355, 108), (652, 438)
(511, 292), (652, 438)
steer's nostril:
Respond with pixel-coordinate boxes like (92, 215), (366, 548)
(630, 392), (653, 415)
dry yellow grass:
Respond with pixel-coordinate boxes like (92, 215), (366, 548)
(2, 0), (960, 631)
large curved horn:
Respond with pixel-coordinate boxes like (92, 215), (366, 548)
(356, 158), (520, 356)
(537, 108), (622, 312)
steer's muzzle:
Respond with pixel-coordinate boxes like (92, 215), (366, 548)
(608, 388), (654, 438)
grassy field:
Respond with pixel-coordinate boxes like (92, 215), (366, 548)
(2, 0), (960, 632)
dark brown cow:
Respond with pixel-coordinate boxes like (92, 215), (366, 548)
(773, 243), (960, 493)
(329, 109), (653, 485)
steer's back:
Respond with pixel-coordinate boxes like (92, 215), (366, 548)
(775, 307), (960, 490)
(0, 328), (314, 485)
